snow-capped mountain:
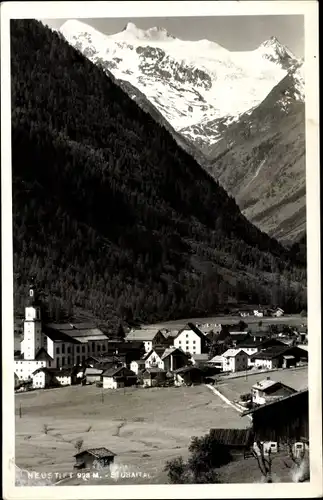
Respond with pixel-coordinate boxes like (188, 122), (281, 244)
(59, 20), (303, 148)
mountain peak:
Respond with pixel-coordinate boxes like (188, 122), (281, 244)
(118, 22), (175, 41)
(257, 36), (298, 68)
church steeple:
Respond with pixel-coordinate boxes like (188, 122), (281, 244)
(28, 277), (40, 306)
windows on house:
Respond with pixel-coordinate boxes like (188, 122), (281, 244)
(76, 346), (80, 353)
(56, 347), (60, 355)
(67, 346), (71, 354)
(62, 344), (65, 354)
(61, 357), (65, 366)
(82, 346), (86, 353)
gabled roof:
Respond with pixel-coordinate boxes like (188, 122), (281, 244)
(35, 347), (54, 361)
(237, 338), (285, 348)
(32, 367), (72, 376)
(143, 367), (167, 375)
(131, 359), (146, 365)
(210, 428), (253, 447)
(222, 348), (248, 358)
(161, 346), (189, 360)
(43, 325), (81, 344)
(209, 355), (224, 363)
(102, 366), (136, 378)
(84, 367), (104, 375)
(252, 379), (279, 391)
(191, 353), (209, 361)
(242, 389), (308, 416)
(44, 323), (107, 343)
(143, 347), (165, 359)
(74, 447), (116, 459)
(250, 345), (293, 360)
(173, 366), (203, 374)
(125, 328), (162, 341)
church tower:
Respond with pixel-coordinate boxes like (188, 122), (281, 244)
(22, 279), (43, 360)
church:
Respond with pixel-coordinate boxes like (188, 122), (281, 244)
(14, 282), (109, 387)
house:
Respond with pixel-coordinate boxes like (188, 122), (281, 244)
(250, 345), (308, 370)
(253, 310), (264, 317)
(272, 308), (284, 317)
(208, 355), (224, 371)
(130, 359), (146, 375)
(210, 428), (254, 458)
(161, 347), (190, 371)
(173, 325), (209, 355)
(125, 329), (168, 353)
(229, 332), (250, 347)
(102, 367), (137, 389)
(142, 368), (167, 387)
(242, 389), (309, 445)
(107, 340), (145, 364)
(222, 348), (249, 372)
(251, 377), (297, 406)
(74, 447), (116, 470)
(142, 347), (165, 370)
(173, 366), (205, 386)
(84, 367), (104, 384)
(190, 353), (209, 366)
(236, 338), (286, 366)
(31, 367), (74, 389)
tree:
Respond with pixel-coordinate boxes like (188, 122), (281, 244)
(164, 430), (230, 484)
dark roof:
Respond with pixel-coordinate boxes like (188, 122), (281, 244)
(74, 447), (116, 459)
(242, 389), (309, 416)
(43, 325), (81, 344)
(143, 368), (167, 375)
(35, 347), (53, 361)
(210, 428), (253, 447)
(250, 346), (294, 360)
(32, 367), (72, 376)
(102, 367), (136, 378)
(44, 323), (107, 342)
(230, 333), (250, 343)
(173, 366), (203, 374)
(237, 338), (285, 348)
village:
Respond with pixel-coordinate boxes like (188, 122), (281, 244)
(14, 282), (309, 483)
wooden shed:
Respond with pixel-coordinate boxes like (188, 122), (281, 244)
(242, 389), (309, 444)
(74, 447), (116, 470)
(209, 428), (254, 458)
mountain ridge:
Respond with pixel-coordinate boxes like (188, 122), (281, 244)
(11, 19), (306, 326)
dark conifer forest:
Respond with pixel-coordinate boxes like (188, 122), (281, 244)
(11, 20), (307, 328)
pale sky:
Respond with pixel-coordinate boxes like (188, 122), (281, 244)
(41, 15), (304, 58)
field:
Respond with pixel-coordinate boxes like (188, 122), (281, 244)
(15, 384), (251, 484)
(143, 314), (307, 330)
(216, 366), (308, 404)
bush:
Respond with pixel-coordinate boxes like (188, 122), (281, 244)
(240, 392), (251, 402)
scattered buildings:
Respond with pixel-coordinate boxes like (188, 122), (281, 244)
(222, 348), (249, 372)
(74, 448), (116, 470)
(250, 346), (308, 370)
(251, 377), (297, 406)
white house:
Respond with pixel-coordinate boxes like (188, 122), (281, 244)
(173, 326), (208, 355)
(272, 308), (284, 317)
(222, 348), (249, 372)
(253, 310), (264, 317)
(102, 367), (137, 389)
(251, 378), (297, 406)
(130, 359), (146, 375)
(31, 367), (73, 389)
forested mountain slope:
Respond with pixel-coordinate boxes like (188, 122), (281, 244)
(11, 20), (306, 328)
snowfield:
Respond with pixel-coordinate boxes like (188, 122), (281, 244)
(59, 20), (304, 147)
